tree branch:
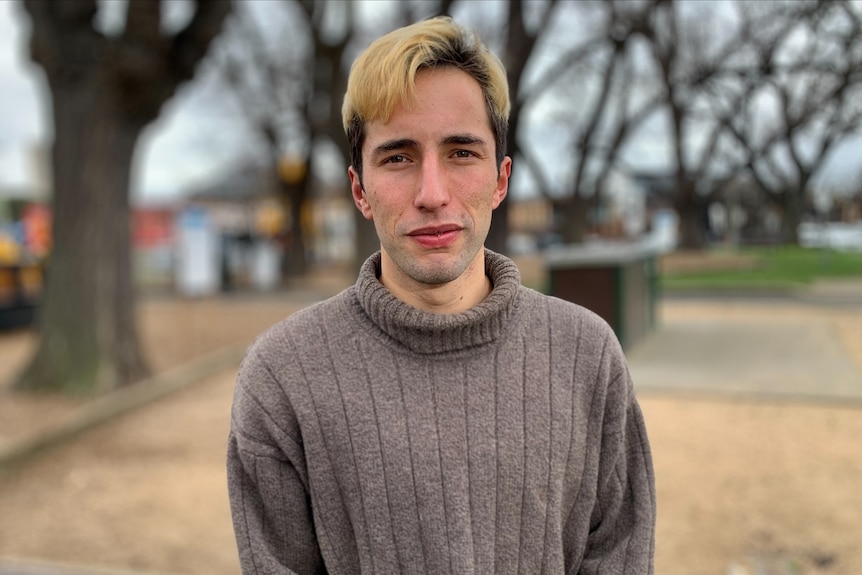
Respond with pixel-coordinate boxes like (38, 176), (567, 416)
(125, 1), (161, 45)
(23, 0), (101, 78)
(170, 0), (232, 83)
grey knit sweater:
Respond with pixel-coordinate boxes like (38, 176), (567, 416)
(227, 250), (655, 575)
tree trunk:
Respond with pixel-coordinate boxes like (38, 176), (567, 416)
(277, 176), (310, 278)
(15, 81), (148, 394)
(485, 0), (558, 256)
(561, 193), (591, 244)
(779, 187), (804, 245)
(15, 0), (230, 395)
(674, 181), (707, 249)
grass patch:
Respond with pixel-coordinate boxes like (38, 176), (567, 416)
(661, 246), (862, 291)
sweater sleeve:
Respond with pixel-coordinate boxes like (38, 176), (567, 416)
(226, 351), (326, 575)
(577, 343), (656, 574)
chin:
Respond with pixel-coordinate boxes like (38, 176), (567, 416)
(405, 257), (467, 286)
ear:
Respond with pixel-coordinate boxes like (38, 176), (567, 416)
(348, 166), (374, 220)
(491, 156), (512, 210)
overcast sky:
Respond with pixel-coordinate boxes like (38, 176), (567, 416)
(0, 0), (44, 191)
(0, 0), (859, 205)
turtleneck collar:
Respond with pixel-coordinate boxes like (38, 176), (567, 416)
(353, 249), (522, 355)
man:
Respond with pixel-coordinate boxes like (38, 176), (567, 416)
(227, 16), (655, 574)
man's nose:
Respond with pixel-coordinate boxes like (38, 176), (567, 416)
(414, 157), (450, 210)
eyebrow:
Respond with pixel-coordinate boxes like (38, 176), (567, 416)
(372, 138), (419, 156)
(443, 134), (487, 147)
(370, 134), (488, 158)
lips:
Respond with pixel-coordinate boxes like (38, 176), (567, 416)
(408, 224), (462, 248)
(408, 224), (461, 237)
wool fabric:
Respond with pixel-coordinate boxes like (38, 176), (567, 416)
(227, 249), (655, 574)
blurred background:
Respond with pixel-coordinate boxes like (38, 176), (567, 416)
(0, 1), (860, 574)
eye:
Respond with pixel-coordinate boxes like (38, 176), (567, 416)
(452, 150), (474, 159)
(385, 154), (407, 164)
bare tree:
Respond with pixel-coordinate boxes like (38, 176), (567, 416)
(490, 0), (560, 253)
(535, 1), (668, 243)
(502, 0), (745, 247)
(298, 0), (377, 272)
(727, 0), (862, 243)
(218, 2), (315, 276)
(478, 0), (860, 249)
(632, 0), (861, 248)
(16, 0), (231, 394)
(630, 0), (762, 248)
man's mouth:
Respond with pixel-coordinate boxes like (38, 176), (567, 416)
(409, 225), (460, 237)
(408, 225), (461, 248)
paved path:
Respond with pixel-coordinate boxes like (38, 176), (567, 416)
(628, 298), (862, 403)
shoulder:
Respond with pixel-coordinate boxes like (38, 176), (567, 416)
(516, 286), (628, 381)
(241, 288), (356, 372)
(232, 289), (357, 427)
(517, 286), (617, 344)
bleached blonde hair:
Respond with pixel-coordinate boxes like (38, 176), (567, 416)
(342, 17), (510, 180)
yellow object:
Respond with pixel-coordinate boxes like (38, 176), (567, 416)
(0, 234), (20, 265)
(277, 157), (307, 185)
(256, 201), (287, 237)
(18, 265), (43, 299)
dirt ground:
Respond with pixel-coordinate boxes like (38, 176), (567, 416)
(1, 261), (861, 575)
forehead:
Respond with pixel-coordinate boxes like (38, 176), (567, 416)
(363, 68), (492, 148)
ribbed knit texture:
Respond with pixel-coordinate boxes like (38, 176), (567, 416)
(227, 249), (656, 575)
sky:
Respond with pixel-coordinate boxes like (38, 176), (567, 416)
(0, 0), (44, 193)
(0, 0), (859, 206)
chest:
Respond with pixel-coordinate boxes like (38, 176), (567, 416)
(290, 338), (592, 496)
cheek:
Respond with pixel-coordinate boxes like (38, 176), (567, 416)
(462, 179), (502, 210)
(365, 191), (404, 225)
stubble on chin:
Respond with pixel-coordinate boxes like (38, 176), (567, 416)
(383, 216), (486, 287)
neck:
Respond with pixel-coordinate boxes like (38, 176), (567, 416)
(380, 252), (491, 314)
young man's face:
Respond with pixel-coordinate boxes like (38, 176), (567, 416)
(349, 67), (511, 292)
